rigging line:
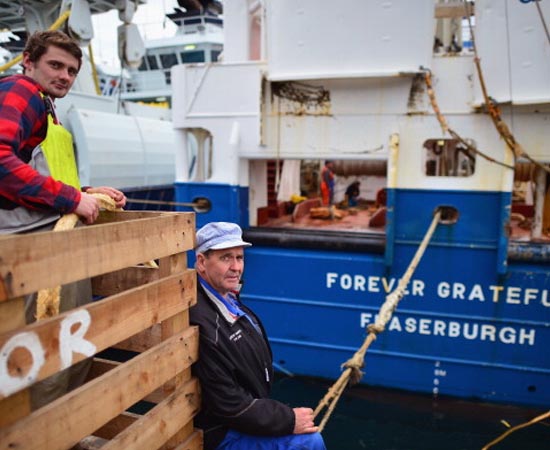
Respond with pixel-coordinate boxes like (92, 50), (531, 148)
(464, 1), (550, 175)
(481, 410), (550, 450)
(422, 70), (514, 171)
(535, 0), (550, 47)
(313, 210), (443, 433)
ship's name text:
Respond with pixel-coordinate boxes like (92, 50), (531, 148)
(326, 273), (549, 307)
(360, 313), (535, 346)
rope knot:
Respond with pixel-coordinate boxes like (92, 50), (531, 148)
(341, 354), (365, 386)
(367, 323), (385, 335)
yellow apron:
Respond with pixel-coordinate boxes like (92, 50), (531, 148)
(41, 98), (81, 190)
(0, 96), (80, 233)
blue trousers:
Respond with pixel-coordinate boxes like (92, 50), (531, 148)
(217, 430), (327, 450)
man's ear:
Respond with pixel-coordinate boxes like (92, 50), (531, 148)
(21, 53), (32, 73)
(196, 253), (205, 271)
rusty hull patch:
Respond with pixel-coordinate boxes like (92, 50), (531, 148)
(407, 73), (427, 113)
(271, 81), (331, 116)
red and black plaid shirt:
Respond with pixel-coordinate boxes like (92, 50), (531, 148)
(0, 74), (80, 213)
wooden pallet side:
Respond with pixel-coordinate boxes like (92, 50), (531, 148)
(0, 269), (196, 400)
(0, 328), (199, 450)
(0, 211), (195, 300)
(0, 211), (201, 449)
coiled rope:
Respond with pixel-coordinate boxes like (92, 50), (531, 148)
(36, 193), (121, 320)
(313, 209), (443, 432)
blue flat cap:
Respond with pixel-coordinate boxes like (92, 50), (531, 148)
(195, 222), (252, 254)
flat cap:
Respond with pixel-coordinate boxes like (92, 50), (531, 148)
(195, 222), (252, 254)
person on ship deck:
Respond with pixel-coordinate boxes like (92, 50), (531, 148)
(190, 221), (327, 450)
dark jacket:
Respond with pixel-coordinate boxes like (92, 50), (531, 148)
(190, 282), (295, 450)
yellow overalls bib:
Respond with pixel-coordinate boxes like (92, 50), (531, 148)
(0, 95), (81, 234)
(41, 96), (81, 189)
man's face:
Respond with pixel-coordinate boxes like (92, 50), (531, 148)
(23, 45), (79, 99)
(197, 247), (245, 296)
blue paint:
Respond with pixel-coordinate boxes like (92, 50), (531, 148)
(175, 181), (248, 228)
(177, 181), (550, 408)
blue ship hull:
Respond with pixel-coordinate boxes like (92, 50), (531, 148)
(178, 182), (550, 408)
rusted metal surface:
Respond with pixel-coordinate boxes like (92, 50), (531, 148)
(271, 81), (331, 116)
(407, 73), (428, 113)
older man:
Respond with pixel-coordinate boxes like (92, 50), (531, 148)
(191, 222), (326, 450)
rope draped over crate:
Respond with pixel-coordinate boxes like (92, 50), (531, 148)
(35, 193), (122, 320)
(313, 209), (443, 432)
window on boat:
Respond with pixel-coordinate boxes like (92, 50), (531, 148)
(510, 163), (550, 242)
(424, 139), (475, 177)
(433, 3), (474, 55)
(211, 50), (222, 62)
(180, 50), (205, 64)
(137, 58), (147, 72)
(186, 128), (213, 182)
(160, 53), (178, 69)
(250, 159), (387, 232)
(146, 55), (159, 70)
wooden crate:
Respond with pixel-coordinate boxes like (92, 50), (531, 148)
(0, 211), (202, 450)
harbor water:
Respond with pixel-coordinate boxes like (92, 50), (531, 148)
(271, 375), (549, 450)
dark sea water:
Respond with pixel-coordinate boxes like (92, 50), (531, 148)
(271, 375), (549, 450)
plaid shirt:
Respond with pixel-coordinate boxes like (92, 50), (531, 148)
(0, 75), (80, 213)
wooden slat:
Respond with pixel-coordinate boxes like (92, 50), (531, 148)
(158, 253), (193, 447)
(434, 1), (474, 18)
(0, 327), (199, 450)
(86, 358), (120, 381)
(0, 212), (195, 300)
(0, 390), (30, 428)
(101, 378), (200, 450)
(0, 270), (196, 399)
(94, 210), (172, 224)
(87, 357), (191, 406)
(0, 297), (26, 333)
(113, 323), (162, 352)
(92, 266), (160, 297)
(78, 436), (110, 449)
(172, 430), (203, 450)
(93, 412), (141, 440)
(0, 297), (31, 426)
(159, 253), (188, 278)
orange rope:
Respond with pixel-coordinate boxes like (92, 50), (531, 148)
(482, 410), (550, 450)
(464, 1), (550, 175)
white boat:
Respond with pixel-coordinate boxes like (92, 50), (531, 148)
(170, 0), (550, 408)
(111, 0), (223, 106)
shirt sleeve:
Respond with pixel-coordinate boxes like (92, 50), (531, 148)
(194, 332), (296, 436)
(0, 76), (81, 213)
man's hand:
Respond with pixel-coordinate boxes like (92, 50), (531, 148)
(85, 186), (127, 208)
(74, 192), (100, 224)
(293, 407), (319, 434)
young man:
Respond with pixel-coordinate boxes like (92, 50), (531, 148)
(0, 30), (127, 409)
(0, 30), (126, 234)
(191, 222), (327, 450)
